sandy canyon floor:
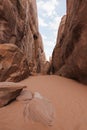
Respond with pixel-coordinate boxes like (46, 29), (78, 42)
(0, 75), (87, 130)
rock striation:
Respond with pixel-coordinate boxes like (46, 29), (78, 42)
(0, 44), (29, 82)
(0, 82), (26, 107)
(52, 0), (87, 84)
(0, 0), (45, 81)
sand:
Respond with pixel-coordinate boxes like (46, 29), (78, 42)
(0, 75), (87, 130)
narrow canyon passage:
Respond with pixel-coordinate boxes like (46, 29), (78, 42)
(0, 0), (87, 130)
(37, 0), (66, 61)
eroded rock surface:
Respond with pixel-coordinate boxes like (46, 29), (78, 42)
(41, 61), (51, 75)
(0, 0), (45, 80)
(52, 0), (87, 84)
(0, 82), (26, 107)
(0, 44), (29, 82)
(52, 15), (66, 73)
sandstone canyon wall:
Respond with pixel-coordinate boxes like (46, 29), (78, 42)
(0, 0), (45, 81)
(52, 0), (87, 84)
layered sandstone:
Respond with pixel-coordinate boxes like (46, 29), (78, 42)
(0, 0), (45, 81)
(0, 82), (26, 107)
(0, 44), (29, 82)
(52, 0), (87, 84)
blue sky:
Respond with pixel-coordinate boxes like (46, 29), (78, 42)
(37, 0), (66, 60)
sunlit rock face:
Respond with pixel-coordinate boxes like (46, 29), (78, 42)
(0, 0), (45, 81)
(52, 0), (87, 84)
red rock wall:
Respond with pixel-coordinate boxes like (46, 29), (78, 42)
(52, 15), (66, 72)
(52, 0), (87, 84)
(0, 0), (45, 74)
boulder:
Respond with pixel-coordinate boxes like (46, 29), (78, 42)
(0, 44), (29, 82)
(0, 82), (26, 107)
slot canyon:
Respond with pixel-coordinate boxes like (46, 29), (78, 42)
(0, 0), (87, 130)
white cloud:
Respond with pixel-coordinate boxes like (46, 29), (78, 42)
(38, 16), (47, 27)
(41, 34), (47, 40)
(41, 34), (56, 60)
(49, 16), (61, 30)
(37, 0), (59, 16)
